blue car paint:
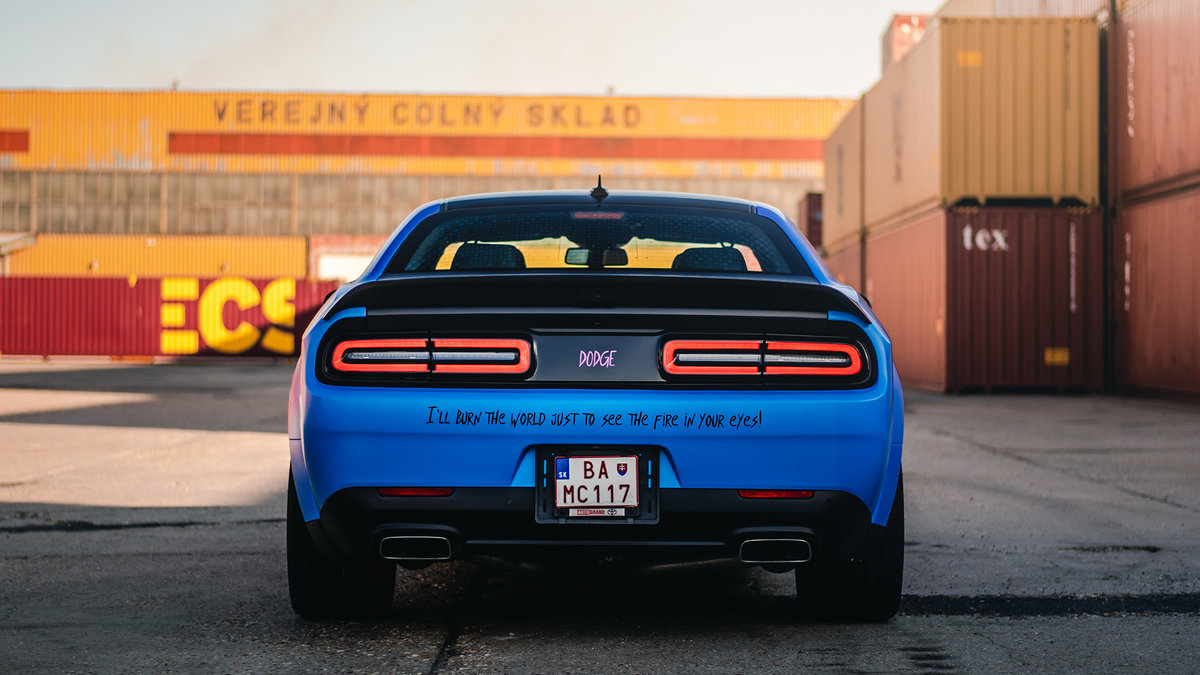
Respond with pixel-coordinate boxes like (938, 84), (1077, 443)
(290, 193), (904, 529)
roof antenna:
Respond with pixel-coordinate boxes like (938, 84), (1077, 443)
(589, 175), (608, 201)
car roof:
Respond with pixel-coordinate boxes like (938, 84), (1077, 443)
(442, 189), (758, 213)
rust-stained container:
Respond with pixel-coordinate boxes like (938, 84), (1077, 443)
(1115, 186), (1200, 395)
(0, 276), (339, 357)
(309, 234), (387, 281)
(821, 240), (863, 293)
(1115, 0), (1200, 200)
(866, 206), (1104, 392)
(821, 100), (863, 252)
(882, 14), (929, 72)
(796, 193), (823, 249)
(7, 234), (307, 278)
(863, 18), (1101, 229)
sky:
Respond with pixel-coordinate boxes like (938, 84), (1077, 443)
(1, 0), (945, 99)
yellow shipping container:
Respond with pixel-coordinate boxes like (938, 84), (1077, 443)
(8, 234), (307, 278)
(863, 18), (1101, 229)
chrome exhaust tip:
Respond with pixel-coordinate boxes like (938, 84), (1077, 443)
(738, 538), (813, 565)
(379, 535), (453, 561)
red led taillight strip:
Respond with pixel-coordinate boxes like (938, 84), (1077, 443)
(662, 339), (761, 375)
(332, 339), (429, 372)
(764, 341), (862, 376)
(431, 338), (531, 374)
(332, 338), (531, 375)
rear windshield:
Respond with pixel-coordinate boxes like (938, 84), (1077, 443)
(383, 205), (810, 275)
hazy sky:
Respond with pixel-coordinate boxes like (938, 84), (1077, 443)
(2, 0), (944, 99)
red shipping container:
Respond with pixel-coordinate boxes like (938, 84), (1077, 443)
(1116, 186), (1200, 395)
(866, 206), (1104, 392)
(821, 240), (863, 294)
(1116, 0), (1200, 200)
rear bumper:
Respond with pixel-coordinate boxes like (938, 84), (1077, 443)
(309, 486), (876, 566)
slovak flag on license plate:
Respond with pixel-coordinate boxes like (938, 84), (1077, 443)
(617, 462), (628, 476)
(556, 457), (570, 480)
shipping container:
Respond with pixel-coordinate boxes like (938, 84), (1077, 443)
(0, 276), (339, 358)
(6, 235), (307, 278)
(882, 14), (929, 72)
(797, 192), (823, 249)
(866, 206), (1104, 392)
(821, 240), (863, 293)
(1115, 186), (1200, 396)
(938, 0), (1109, 17)
(821, 100), (863, 252)
(0, 91), (849, 180)
(863, 18), (1101, 229)
(1115, 0), (1200, 200)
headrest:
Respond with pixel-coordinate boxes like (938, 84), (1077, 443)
(450, 243), (527, 270)
(670, 246), (747, 272)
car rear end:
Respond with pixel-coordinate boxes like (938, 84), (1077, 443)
(287, 191), (904, 621)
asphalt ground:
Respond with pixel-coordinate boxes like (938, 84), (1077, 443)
(1, 361), (1198, 672)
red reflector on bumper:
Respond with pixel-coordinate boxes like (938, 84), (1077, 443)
(378, 487), (454, 497)
(737, 489), (814, 499)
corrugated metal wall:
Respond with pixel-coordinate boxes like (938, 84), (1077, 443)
(0, 172), (822, 236)
(865, 209), (948, 391)
(1115, 0), (1200, 200)
(6, 234), (307, 278)
(821, 101), (864, 252)
(0, 277), (339, 358)
(0, 92), (849, 179)
(1116, 186), (1200, 395)
(820, 240), (863, 293)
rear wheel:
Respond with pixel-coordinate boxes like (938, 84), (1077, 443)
(287, 470), (396, 619)
(795, 474), (903, 622)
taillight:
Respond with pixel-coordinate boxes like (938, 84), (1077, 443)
(331, 337), (532, 376)
(333, 339), (429, 373)
(431, 338), (531, 374)
(764, 341), (861, 376)
(662, 339), (863, 377)
(662, 340), (761, 375)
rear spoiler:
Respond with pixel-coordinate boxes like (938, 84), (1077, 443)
(326, 272), (869, 322)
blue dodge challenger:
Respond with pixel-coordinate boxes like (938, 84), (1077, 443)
(287, 185), (904, 621)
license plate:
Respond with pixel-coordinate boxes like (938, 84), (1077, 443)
(554, 456), (638, 515)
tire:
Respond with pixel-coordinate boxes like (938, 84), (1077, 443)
(287, 470), (396, 619)
(795, 473), (904, 622)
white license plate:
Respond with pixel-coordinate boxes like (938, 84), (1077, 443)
(554, 456), (638, 514)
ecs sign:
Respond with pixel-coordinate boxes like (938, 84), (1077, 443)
(160, 277), (311, 356)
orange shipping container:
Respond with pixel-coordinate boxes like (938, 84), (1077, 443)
(7, 234), (307, 278)
(821, 100), (863, 253)
(1115, 0), (1200, 200)
(863, 18), (1101, 229)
